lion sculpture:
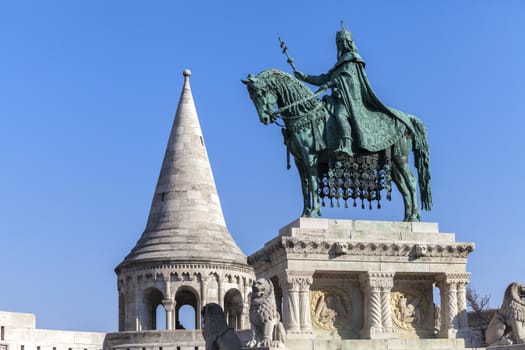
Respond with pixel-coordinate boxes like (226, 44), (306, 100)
(247, 278), (286, 348)
(486, 282), (525, 346)
(201, 303), (241, 350)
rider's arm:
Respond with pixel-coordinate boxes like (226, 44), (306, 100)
(294, 70), (329, 86)
(302, 73), (330, 86)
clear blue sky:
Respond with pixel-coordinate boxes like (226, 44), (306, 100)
(1, 1), (524, 332)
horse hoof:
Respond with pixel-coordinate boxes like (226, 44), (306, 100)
(301, 210), (322, 218)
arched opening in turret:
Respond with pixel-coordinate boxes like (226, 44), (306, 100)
(224, 288), (243, 329)
(175, 287), (200, 329)
(156, 304), (167, 330)
(143, 287), (165, 330)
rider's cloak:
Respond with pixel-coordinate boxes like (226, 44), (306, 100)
(307, 51), (420, 152)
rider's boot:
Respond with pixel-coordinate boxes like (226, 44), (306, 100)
(337, 137), (354, 157)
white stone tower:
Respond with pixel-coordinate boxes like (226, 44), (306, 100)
(112, 70), (254, 342)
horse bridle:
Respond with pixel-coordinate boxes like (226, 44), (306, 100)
(268, 88), (326, 129)
(270, 87), (326, 118)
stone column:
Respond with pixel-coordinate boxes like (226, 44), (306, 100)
(380, 273), (395, 335)
(437, 273), (470, 338)
(279, 273), (300, 333)
(162, 299), (175, 330)
(360, 272), (395, 339)
(297, 275), (313, 333)
(456, 280), (469, 330)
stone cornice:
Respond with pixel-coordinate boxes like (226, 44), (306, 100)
(118, 259), (253, 274)
(117, 260), (254, 286)
(247, 237), (474, 265)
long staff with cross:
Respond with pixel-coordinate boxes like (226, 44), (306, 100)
(278, 37), (298, 72)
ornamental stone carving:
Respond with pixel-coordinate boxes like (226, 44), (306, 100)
(414, 244), (428, 258)
(247, 278), (286, 348)
(366, 272), (395, 290)
(202, 303), (242, 350)
(310, 288), (352, 331)
(333, 242), (348, 256)
(391, 289), (429, 331)
(486, 282), (525, 346)
(247, 238), (474, 265)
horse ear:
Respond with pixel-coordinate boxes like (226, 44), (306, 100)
(242, 73), (256, 85)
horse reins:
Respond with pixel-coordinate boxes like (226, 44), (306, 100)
(271, 88), (326, 119)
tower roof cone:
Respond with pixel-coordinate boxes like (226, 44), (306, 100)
(118, 69), (246, 269)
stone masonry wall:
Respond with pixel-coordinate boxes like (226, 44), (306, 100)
(0, 311), (105, 350)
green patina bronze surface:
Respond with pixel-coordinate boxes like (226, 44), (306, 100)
(243, 25), (432, 222)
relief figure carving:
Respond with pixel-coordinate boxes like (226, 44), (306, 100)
(311, 288), (351, 331)
(391, 290), (428, 331)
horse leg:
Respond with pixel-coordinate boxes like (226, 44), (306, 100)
(391, 161), (411, 221)
(295, 160), (312, 217)
(306, 154), (321, 217)
(393, 135), (420, 222)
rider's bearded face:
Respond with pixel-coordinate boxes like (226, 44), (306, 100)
(336, 38), (352, 58)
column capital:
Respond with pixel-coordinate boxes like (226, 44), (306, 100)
(279, 271), (313, 292)
(360, 272), (395, 290)
(436, 273), (470, 285)
(162, 299), (175, 311)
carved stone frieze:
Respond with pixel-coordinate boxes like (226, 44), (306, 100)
(311, 287), (352, 331)
(119, 263), (253, 287)
(247, 237), (474, 265)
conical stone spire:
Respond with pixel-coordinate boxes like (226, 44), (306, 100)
(119, 69), (246, 267)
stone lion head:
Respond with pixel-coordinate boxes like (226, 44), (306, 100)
(201, 302), (228, 336)
(252, 278), (274, 299)
(506, 282), (525, 305)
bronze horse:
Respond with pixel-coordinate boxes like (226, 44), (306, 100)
(243, 69), (431, 222)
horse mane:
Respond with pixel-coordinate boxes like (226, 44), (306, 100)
(256, 69), (320, 115)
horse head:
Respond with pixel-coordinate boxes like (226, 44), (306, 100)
(242, 73), (278, 125)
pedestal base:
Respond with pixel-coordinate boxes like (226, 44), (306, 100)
(248, 218), (477, 350)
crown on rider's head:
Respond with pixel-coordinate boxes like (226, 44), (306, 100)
(336, 20), (352, 42)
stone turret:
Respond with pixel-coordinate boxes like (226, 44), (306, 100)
(114, 70), (254, 335)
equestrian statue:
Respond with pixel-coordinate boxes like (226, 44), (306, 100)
(243, 23), (432, 222)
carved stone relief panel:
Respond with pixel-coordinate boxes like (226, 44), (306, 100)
(392, 276), (435, 338)
(310, 273), (362, 338)
(311, 287), (352, 331)
(391, 288), (429, 331)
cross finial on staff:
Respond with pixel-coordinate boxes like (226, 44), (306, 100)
(278, 37), (297, 72)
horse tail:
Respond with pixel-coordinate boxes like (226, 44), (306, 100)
(410, 116), (432, 211)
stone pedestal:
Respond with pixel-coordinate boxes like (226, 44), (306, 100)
(247, 218), (479, 350)
(488, 345), (525, 350)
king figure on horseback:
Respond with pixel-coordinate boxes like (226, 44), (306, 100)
(294, 24), (413, 158)
(243, 23), (432, 221)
